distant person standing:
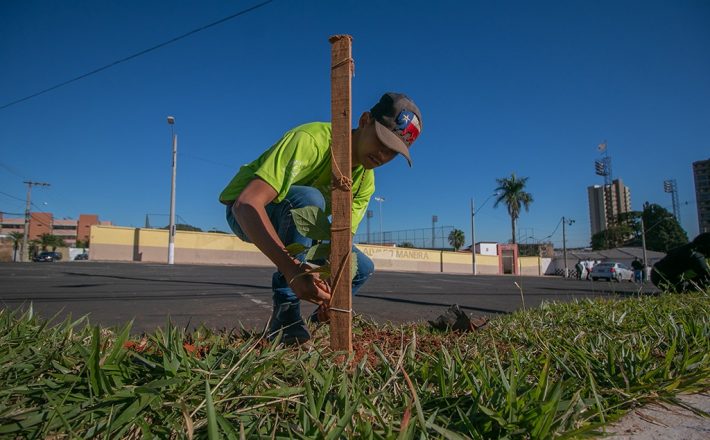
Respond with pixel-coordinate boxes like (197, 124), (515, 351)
(631, 258), (644, 283)
(651, 233), (710, 292)
(584, 260), (594, 280)
(575, 260), (584, 280)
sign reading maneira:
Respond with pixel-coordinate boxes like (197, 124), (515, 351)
(361, 246), (433, 261)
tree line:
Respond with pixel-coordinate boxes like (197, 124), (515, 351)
(406, 174), (687, 254)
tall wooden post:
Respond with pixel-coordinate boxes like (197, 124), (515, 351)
(329, 35), (353, 352)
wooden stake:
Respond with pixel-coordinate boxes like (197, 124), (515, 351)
(329, 35), (353, 352)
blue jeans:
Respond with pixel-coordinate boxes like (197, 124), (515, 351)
(225, 186), (374, 306)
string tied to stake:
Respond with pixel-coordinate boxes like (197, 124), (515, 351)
(331, 56), (355, 76)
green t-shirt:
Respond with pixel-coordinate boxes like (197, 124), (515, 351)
(219, 122), (374, 234)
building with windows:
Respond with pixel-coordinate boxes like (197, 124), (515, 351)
(0, 212), (110, 246)
(694, 158), (710, 233)
(587, 178), (632, 236)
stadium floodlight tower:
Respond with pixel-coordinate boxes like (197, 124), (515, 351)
(594, 140), (613, 230)
(374, 196), (385, 244)
(663, 179), (680, 224)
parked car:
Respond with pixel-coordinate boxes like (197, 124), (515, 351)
(74, 253), (89, 261)
(33, 251), (63, 262)
(590, 262), (633, 282)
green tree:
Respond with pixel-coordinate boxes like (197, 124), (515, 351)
(518, 242), (553, 257)
(640, 203), (688, 251)
(448, 229), (465, 251)
(591, 224), (634, 250)
(399, 241), (415, 248)
(9, 231), (23, 250)
(494, 173), (534, 244)
(591, 204), (688, 251)
(38, 233), (67, 251)
(591, 211), (639, 250)
(28, 239), (40, 258)
(9, 232), (23, 261)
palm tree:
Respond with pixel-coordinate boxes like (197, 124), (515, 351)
(494, 173), (534, 244)
(9, 232), (23, 262)
(448, 229), (465, 251)
(39, 233), (66, 251)
(28, 239), (40, 259)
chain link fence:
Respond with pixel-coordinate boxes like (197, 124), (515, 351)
(354, 225), (459, 250)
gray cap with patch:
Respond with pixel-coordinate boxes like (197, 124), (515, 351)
(370, 92), (422, 166)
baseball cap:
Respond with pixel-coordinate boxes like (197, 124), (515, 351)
(370, 92), (422, 166)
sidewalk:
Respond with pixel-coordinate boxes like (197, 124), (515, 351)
(600, 392), (710, 439)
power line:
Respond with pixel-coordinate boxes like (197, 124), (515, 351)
(0, 161), (27, 179)
(542, 217), (563, 241)
(0, 191), (25, 202)
(0, 0), (275, 111)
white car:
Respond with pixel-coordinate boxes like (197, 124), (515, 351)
(590, 262), (634, 282)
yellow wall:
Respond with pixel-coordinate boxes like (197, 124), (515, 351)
(518, 256), (541, 276)
(90, 225), (269, 265)
(89, 225), (545, 276)
(91, 226), (259, 252)
(476, 255), (500, 275)
(90, 226), (136, 245)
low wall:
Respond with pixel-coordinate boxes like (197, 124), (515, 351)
(518, 256), (541, 276)
(89, 225), (547, 276)
(358, 246), (498, 274)
(477, 255), (500, 275)
(90, 226), (272, 266)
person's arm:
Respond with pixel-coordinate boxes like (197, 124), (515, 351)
(234, 178), (331, 304)
(689, 251), (710, 279)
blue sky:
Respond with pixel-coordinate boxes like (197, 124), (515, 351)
(1, 0), (708, 248)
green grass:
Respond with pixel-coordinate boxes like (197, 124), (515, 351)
(1, 291), (709, 438)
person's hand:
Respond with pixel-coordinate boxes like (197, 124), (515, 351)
(288, 267), (332, 305)
(315, 303), (331, 323)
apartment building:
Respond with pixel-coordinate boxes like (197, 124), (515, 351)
(587, 178), (632, 236)
(694, 158), (710, 233)
(0, 212), (109, 246)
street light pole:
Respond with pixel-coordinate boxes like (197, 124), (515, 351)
(562, 216), (568, 278)
(374, 196), (385, 244)
(432, 215), (438, 249)
(470, 198), (476, 275)
(562, 216), (575, 278)
(640, 216), (648, 270)
(167, 116), (177, 265)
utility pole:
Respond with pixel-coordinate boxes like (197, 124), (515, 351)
(20, 181), (50, 262)
(167, 116), (177, 265)
(366, 210), (373, 243)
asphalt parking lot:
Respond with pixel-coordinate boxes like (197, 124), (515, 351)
(0, 262), (658, 333)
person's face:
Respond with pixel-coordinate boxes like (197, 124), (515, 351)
(352, 112), (397, 170)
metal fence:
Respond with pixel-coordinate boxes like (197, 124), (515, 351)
(354, 225), (459, 250)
